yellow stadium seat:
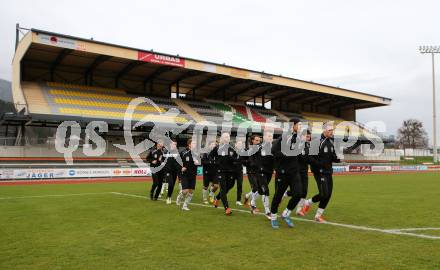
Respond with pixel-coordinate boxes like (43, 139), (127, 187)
(52, 97), (164, 113)
(58, 107), (187, 123)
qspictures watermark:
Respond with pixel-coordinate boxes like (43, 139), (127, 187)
(54, 97), (385, 171)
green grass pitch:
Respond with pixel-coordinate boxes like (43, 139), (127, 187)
(1, 173), (439, 270)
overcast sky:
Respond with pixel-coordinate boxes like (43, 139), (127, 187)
(0, 0), (439, 143)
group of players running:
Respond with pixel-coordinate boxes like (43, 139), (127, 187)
(146, 118), (340, 229)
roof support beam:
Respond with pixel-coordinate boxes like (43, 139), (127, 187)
(225, 82), (267, 100)
(176, 81), (180, 97)
(50, 48), (72, 81)
(192, 75), (225, 90)
(210, 79), (245, 99)
(251, 87), (272, 101)
(85, 55), (112, 85)
(353, 103), (375, 109)
(302, 96), (323, 106)
(296, 95), (324, 104)
(314, 97), (345, 107)
(283, 92), (310, 103)
(115, 61), (144, 88)
(143, 66), (175, 91)
(168, 70), (204, 88)
(333, 100), (361, 108)
(268, 88), (291, 101)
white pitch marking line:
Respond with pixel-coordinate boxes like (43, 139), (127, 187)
(111, 192), (440, 240)
(387, 231), (440, 239)
(385, 228), (440, 232)
(0, 192), (113, 200)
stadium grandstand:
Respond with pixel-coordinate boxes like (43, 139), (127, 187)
(1, 27), (391, 163)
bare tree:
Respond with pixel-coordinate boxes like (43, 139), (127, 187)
(396, 119), (428, 149)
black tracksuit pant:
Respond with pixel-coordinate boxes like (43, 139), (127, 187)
(215, 172), (235, 209)
(253, 172), (271, 196)
(311, 172), (333, 209)
(203, 171), (216, 188)
(233, 170), (243, 202)
(248, 172), (257, 191)
(164, 170), (179, 198)
(299, 170), (308, 198)
(270, 171), (302, 214)
(150, 171), (164, 199)
(286, 170), (308, 198)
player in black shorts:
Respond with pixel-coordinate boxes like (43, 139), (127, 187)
(146, 140), (164, 200)
(300, 123), (341, 222)
(211, 132), (237, 216)
(201, 140), (218, 204)
(162, 139), (181, 204)
(294, 129), (311, 215)
(283, 130), (312, 215)
(269, 118), (303, 229)
(250, 130), (274, 218)
(244, 135), (261, 208)
(233, 139), (246, 206)
(176, 139), (200, 211)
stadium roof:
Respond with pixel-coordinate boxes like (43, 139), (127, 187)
(13, 28), (391, 110)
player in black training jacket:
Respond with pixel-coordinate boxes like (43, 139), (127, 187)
(162, 139), (181, 205)
(201, 140), (218, 204)
(233, 139), (246, 206)
(243, 134), (261, 209)
(210, 132), (237, 216)
(293, 129), (312, 216)
(146, 140), (164, 201)
(269, 118), (304, 229)
(300, 123), (341, 222)
(248, 131), (274, 218)
(176, 139), (200, 211)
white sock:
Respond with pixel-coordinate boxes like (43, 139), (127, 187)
(209, 186), (216, 197)
(184, 193), (193, 206)
(262, 195), (270, 213)
(176, 191), (183, 203)
(296, 198), (305, 212)
(271, 213), (277, 220)
(182, 193), (188, 207)
(282, 208), (292, 218)
(251, 192), (259, 207)
(202, 189), (208, 200)
(315, 208), (325, 218)
(305, 198), (312, 206)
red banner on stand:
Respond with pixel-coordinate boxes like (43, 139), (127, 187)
(137, 51), (185, 67)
